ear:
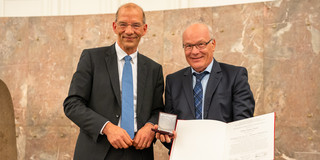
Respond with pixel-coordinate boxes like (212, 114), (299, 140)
(142, 24), (148, 36)
(212, 39), (216, 49)
(112, 22), (117, 33)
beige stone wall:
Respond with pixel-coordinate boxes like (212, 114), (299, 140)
(0, 0), (319, 159)
(0, 80), (17, 160)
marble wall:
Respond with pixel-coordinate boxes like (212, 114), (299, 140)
(0, 0), (319, 159)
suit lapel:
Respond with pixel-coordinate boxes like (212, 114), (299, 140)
(137, 53), (147, 116)
(204, 59), (222, 118)
(183, 68), (196, 118)
(105, 44), (121, 106)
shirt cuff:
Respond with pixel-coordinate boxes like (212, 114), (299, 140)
(146, 122), (154, 126)
(100, 121), (109, 135)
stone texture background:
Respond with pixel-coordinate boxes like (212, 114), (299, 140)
(0, 0), (319, 159)
(0, 79), (18, 159)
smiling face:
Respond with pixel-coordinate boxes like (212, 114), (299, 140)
(113, 4), (147, 54)
(182, 24), (216, 72)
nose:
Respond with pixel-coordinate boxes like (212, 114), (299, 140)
(190, 45), (200, 54)
(124, 25), (134, 35)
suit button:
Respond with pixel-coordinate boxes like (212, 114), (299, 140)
(116, 114), (119, 118)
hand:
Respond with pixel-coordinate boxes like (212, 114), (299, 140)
(154, 124), (177, 143)
(103, 122), (133, 149)
(133, 123), (155, 150)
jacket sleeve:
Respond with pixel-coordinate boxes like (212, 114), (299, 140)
(232, 67), (255, 120)
(148, 65), (165, 124)
(63, 49), (109, 142)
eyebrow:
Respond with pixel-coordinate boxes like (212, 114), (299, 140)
(184, 39), (208, 44)
(118, 21), (143, 24)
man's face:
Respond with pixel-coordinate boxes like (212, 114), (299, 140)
(113, 7), (147, 53)
(183, 25), (215, 73)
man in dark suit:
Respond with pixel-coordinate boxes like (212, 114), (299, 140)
(155, 23), (255, 148)
(63, 3), (164, 160)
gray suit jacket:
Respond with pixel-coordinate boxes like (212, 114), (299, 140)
(63, 43), (164, 160)
(165, 59), (254, 122)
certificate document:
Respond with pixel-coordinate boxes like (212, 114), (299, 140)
(170, 112), (275, 160)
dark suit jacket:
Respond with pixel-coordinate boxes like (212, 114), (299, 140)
(63, 43), (164, 160)
(165, 59), (254, 122)
(163, 59), (254, 150)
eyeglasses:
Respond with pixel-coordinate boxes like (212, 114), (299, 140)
(117, 22), (143, 30)
(183, 39), (213, 51)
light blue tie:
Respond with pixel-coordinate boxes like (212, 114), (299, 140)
(121, 55), (134, 139)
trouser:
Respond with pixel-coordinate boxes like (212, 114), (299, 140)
(104, 145), (154, 160)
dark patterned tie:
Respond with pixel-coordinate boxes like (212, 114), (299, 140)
(193, 72), (208, 119)
(121, 55), (134, 139)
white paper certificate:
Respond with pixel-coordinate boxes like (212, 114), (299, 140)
(170, 113), (275, 160)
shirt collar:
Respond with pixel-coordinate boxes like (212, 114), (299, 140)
(191, 58), (215, 74)
(115, 42), (138, 62)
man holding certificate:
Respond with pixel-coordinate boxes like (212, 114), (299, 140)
(154, 23), (255, 149)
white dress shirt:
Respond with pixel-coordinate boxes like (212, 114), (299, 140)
(191, 59), (214, 119)
(115, 42), (138, 132)
(100, 42), (138, 134)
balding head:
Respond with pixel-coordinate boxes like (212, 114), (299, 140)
(182, 23), (216, 72)
(113, 2), (147, 55)
(115, 3), (146, 24)
(183, 23), (212, 44)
